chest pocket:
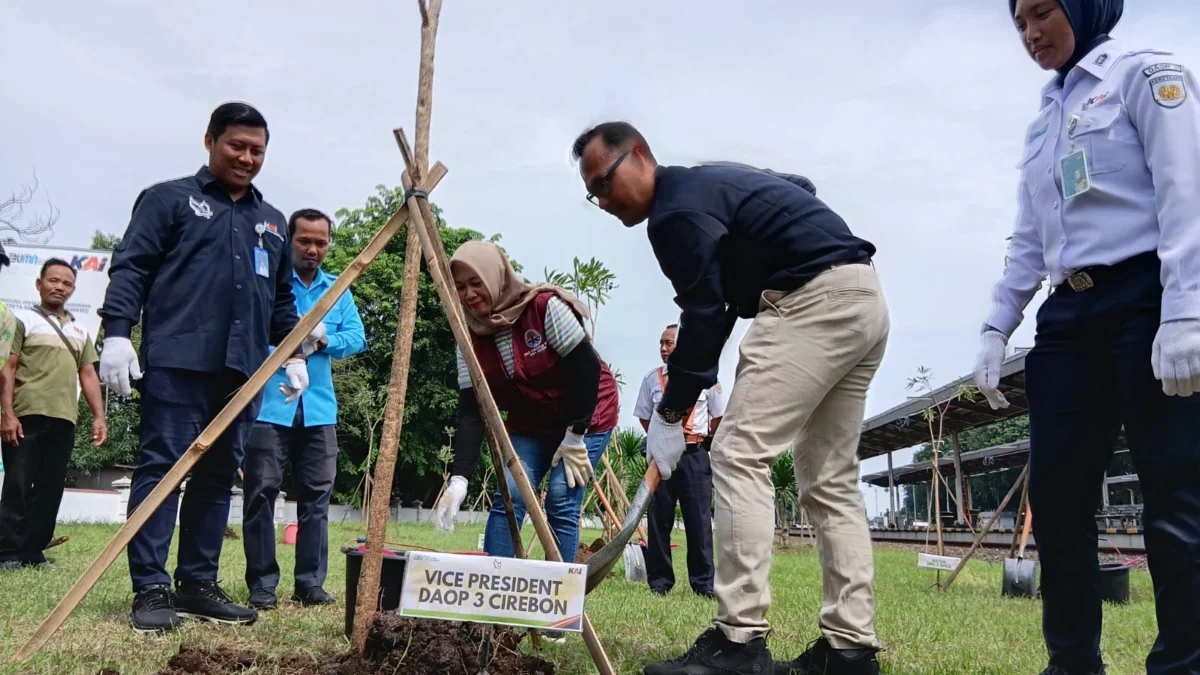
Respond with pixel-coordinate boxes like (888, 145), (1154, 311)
(1074, 103), (1127, 176)
(1017, 123), (1052, 196)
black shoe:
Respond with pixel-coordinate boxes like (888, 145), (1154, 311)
(773, 637), (879, 675)
(292, 586), (336, 607)
(644, 627), (771, 675)
(174, 580), (258, 626)
(130, 584), (182, 634)
(541, 629), (567, 643)
(1039, 666), (1107, 675)
(248, 587), (278, 610)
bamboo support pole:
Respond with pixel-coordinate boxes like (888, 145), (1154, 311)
(350, 0), (445, 650)
(10, 162), (447, 665)
(394, 128), (614, 674)
(941, 463), (1030, 591)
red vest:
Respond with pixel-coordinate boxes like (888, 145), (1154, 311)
(471, 292), (619, 437)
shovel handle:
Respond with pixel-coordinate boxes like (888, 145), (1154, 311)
(645, 461), (661, 492)
(1017, 505), (1033, 557)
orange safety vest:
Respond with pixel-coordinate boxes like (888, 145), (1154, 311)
(657, 366), (706, 445)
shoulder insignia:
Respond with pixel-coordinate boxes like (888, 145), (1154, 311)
(1143, 63), (1183, 78)
(1149, 74), (1187, 109)
(188, 195), (213, 219)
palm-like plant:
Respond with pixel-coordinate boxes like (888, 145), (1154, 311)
(610, 426), (648, 503)
(772, 451), (800, 532)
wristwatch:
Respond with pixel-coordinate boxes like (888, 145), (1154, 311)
(658, 408), (686, 424)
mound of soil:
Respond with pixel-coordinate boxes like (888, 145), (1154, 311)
(574, 537), (607, 565)
(150, 615), (554, 675)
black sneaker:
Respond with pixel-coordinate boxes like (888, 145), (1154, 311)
(1040, 666), (1107, 675)
(174, 580), (258, 626)
(292, 586), (335, 607)
(644, 627), (771, 675)
(773, 637), (879, 675)
(130, 584), (182, 634)
(248, 587), (278, 610)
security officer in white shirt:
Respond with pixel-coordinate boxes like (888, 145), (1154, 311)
(974, 2), (1200, 673)
(634, 324), (727, 598)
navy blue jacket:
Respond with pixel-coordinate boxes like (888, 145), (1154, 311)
(99, 166), (299, 377)
(648, 164), (875, 412)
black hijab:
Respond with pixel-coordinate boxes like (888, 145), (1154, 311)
(1009, 0), (1124, 80)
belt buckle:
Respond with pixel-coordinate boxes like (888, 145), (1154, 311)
(1066, 271), (1094, 292)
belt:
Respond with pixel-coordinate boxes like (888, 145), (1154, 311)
(1056, 251), (1158, 293)
(685, 433), (705, 445)
(683, 441), (705, 455)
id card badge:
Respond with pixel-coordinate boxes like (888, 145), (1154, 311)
(253, 246), (269, 278)
(1060, 148), (1091, 199)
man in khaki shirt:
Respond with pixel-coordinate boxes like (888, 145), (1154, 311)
(0, 258), (106, 570)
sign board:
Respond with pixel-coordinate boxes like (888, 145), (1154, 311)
(477, 533), (486, 551)
(399, 552), (587, 632)
(917, 553), (962, 571)
(2, 244), (112, 340)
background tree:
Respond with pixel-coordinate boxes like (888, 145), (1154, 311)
(1, 171), (58, 244)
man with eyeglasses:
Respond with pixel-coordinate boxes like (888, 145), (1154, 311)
(572, 122), (888, 675)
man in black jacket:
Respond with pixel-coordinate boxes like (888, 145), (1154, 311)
(573, 122), (888, 675)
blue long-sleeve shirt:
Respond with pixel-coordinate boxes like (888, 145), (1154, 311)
(647, 164), (875, 413)
(98, 166), (299, 377)
(257, 268), (366, 427)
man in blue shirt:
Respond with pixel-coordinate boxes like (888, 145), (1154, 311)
(98, 102), (320, 634)
(242, 208), (365, 610)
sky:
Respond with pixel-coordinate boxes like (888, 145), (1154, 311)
(3, 0), (1199, 516)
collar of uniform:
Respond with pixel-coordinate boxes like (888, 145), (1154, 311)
(194, 165), (263, 203)
(38, 305), (76, 324)
(293, 266), (332, 290)
(1041, 39), (1123, 103)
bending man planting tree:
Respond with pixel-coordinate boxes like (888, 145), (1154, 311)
(573, 123), (889, 675)
(430, 240), (620, 641)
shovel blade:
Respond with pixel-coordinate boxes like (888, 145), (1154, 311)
(585, 463), (660, 593)
(1002, 558), (1038, 598)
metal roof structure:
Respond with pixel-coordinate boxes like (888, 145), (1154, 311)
(861, 438), (1132, 487)
(856, 350), (1031, 460)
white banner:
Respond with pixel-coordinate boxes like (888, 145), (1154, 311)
(2, 244), (112, 339)
(917, 552), (962, 571)
(399, 552), (588, 632)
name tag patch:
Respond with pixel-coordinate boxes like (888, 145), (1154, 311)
(1028, 125), (1048, 143)
(1150, 74), (1187, 109)
(1143, 63), (1183, 78)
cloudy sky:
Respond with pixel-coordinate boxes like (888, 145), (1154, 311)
(4, 0), (1199, 514)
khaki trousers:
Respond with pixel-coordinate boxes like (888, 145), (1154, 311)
(710, 263), (888, 649)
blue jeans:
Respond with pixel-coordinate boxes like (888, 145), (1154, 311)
(483, 430), (612, 561)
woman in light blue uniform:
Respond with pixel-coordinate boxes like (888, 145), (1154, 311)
(972, 1), (1200, 674)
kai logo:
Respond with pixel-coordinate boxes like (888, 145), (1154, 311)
(70, 255), (109, 273)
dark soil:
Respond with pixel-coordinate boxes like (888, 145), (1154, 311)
(149, 615), (555, 675)
(223, 526), (239, 540)
(574, 537), (607, 565)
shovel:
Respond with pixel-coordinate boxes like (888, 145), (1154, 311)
(585, 462), (661, 593)
(1002, 502), (1037, 598)
(590, 476), (648, 583)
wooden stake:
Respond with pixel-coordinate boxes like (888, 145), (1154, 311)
(941, 462), (1029, 591)
(10, 164), (447, 665)
(394, 131), (616, 675)
(351, 0), (444, 652)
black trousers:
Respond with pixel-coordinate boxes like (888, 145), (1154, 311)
(241, 403), (338, 592)
(646, 445), (714, 595)
(127, 368), (258, 590)
(0, 415), (76, 565)
(1026, 252), (1200, 675)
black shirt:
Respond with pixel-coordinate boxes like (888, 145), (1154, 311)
(648, 164), (875, 412)
(99, 166), (299, 377)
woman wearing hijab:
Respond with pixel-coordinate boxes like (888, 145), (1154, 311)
(432, 241), (619, 566)
(973, 1), (1200, 674)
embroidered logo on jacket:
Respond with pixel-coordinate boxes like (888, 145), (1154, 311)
(523, 329), (544, 349)
(189, 196), (213, 219)
(1150, 74), (1187, 109)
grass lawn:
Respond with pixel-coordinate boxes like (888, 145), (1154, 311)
(0, 521), (1159, 675)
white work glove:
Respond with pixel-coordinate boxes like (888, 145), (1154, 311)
(301, 322), (328, 356)
(551, 430), (593, 489)
(433, 475), (469, 532)
(99, 337), (142, 397)
(1152, 319), (1200, 396)
(279, 358), (309, 404)
(646, 413), (687, 480)
(972, 330), (1010, 410)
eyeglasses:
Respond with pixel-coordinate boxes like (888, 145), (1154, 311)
(585, 150), (630, 206)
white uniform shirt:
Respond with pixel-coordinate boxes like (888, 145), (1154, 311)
(986, 41), (1200, 336)
(633, 365), (728, 438)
